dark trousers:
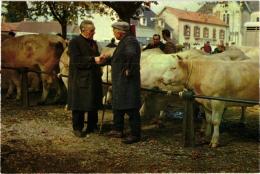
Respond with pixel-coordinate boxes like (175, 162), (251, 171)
(113, 108), (141, 137)
(72, 110), (98, 131)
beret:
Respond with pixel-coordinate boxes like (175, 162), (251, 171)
(112, 21), (130, 31)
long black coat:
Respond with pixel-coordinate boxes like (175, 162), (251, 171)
(67, 35), (103, 111)
(111, 33), (141, 110)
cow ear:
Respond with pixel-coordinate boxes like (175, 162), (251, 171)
(177, 55), (183, 61)
(177, 55), (186, 67)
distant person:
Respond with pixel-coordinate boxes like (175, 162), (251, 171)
(162, 29), (176, 54)
(106, 38), (117, 48)
(143, 34), (165, 51)
(8, 31), (16, 37)
(203, 41), (212, 54)
(225, 42), (229, 50)
(213, 43), (225, 54)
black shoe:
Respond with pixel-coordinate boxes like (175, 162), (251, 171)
(106, 130), (123, 138)
(73, 130), (86, 138)
(122, 135), (140, 144)
(86, 128), (98, 134)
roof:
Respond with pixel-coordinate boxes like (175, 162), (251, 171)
(246, 1), (260, 12)
(197, 2), (217, 14)
(244, 21), (260, 27)
(160, 6), (228, 27)
(197, 1), (259, 14)
(1, 22), (20, 31)
(1, 21), (79, 34)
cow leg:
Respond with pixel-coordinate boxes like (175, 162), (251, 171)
(28, 72), (40, 92)
(39, 74), (52, 104)
(139, 102), (146, 117)
(10, 71), (21, 100)
(62, 76), (68, 90)
(210, 101), (225, 148)
(61, 76), (69, 110)
(5, 70), (21, 100)
(6, 80), (15, 99)
(52, 77), (63, 103)
(13, 75), (22, 100)
(103, 86), (112, 105)
(204, 109), (212, 141)
(199, 106), (206, 133)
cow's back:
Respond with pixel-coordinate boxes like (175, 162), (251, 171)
(191, 59), (259, 102)
(2, 34), (66, 69)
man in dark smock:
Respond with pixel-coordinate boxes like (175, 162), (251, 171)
(103, 21), (142, 144)
(68, 20), (104, 137)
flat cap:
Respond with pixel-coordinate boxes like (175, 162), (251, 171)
(112, 21), (130, 31)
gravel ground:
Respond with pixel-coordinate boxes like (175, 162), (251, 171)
(1, 97), (259, 173)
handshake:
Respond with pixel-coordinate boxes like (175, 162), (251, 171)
(95, 53), (110, 64)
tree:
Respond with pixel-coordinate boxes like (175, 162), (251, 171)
(103, 2), (143, 23)
(2, 1), (29, 22)
(99, 1), (156, 22)
(29, 1), (92, 39)
(4, 1), (155, 38)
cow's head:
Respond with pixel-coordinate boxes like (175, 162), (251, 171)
(157, 55), (188, 90)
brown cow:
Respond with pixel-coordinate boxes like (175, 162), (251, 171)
(1, 34), (66, 103)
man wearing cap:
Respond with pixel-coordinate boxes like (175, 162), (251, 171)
(68, 20), (105, 137)
(102, 21), (142, 144)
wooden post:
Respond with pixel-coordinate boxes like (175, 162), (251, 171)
(180, 90), (195, 147)
(20, 67), (29, 107)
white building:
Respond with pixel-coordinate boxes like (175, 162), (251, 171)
(199, 1), (259, 46)
(243, 11), (260, 46)
(157, 6), (228, 49)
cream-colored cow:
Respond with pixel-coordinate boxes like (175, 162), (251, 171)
(160, 56), (259, 147)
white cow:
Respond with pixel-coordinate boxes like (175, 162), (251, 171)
(160, 55), (259, 147)
(232, 46), (259, 60)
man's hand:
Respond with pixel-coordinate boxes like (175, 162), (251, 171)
(95, 55), (108, 64)
(95, 56), (105, 64)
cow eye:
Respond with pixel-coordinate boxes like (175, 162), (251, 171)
(171, 67), (176, 71)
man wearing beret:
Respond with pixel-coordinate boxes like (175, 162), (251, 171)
(102, 21), (142, 144)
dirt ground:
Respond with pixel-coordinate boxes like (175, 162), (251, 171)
(1, 95), (259, 173)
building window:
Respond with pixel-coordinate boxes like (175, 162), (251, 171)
(184, 25), (190, 36)
(257, 17), (259, 22)
(158, 19), (164, 28)
(223, 14), (225, 22)
(203, 27), (209, 38)
(140, 17), (147, 26)
(227, 14), (229, 24)
(219, 30), (225, 39)
(213, 28), (216, 39)
(194, 26), (200, 38)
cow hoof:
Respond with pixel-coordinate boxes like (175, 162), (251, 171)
(209, 142), (218, 148)
(64, 105), (68, 111)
